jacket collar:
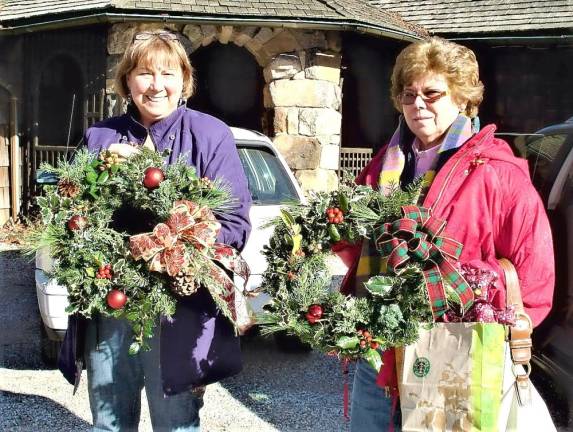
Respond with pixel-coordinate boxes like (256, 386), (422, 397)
(125, 104), (187, 150)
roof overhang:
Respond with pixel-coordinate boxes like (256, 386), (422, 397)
(0, 10), (423, 42)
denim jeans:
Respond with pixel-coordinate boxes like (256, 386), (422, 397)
(84, 316), (203, 432)
(350, 360), (401, 432)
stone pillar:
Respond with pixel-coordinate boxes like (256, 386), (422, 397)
(264, 41), (343, 193)
(105, 24), (344, 193)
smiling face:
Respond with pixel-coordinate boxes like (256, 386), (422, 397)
(401, 73), (463, 150)
(126, 57), (184, 128)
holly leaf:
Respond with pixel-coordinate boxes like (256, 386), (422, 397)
(37, 196), (48, 209)
(336, 335), (360, 350)
(61, 197), (72, 208)
(291, 233), (302, 255)
(53, 212), (66, 224)
(339, 192), (349, 213)
(97, 170), (109, 184)
(85, 267), (95, 278)
(85, 169), (98, 185)
(92, 253), (105, 267)
(40, 208), (52, 221)
(279, 209), (295, 228)
(363, 348), (383, 372)
(49, 194), (60, 208)
(88, 184), (99, 200)
(365, 275), (395, 298)
(283, 233), (293, 247)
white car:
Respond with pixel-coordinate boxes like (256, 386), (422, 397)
(35, 127), (305, 363)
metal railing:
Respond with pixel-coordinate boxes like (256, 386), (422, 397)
(338, 147), (373, 179)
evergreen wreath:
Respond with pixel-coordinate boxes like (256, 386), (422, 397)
(258, 176), (481, 371)
(27, 148), (249, 353)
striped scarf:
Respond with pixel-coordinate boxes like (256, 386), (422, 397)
(354, 114), (477, 294)
(378, 114), (476, 196)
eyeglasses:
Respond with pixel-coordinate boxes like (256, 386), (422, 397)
(400, 89), (448, 105)
(133, 31), (179, 43)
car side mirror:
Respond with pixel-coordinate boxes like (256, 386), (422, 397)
(36, 170), (59, 185)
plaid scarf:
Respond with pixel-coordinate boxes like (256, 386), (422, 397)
(354, 114), (477, 294)
(378, 114), (476, 196)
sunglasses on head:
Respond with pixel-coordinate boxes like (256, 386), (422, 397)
(132, 31), (179, 43)
(400, 89), (448, 105)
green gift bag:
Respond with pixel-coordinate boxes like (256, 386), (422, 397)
(396, 322), (507, 432)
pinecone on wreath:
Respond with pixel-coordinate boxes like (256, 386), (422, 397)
(58, 178), (81, 198)
(170, 268), (198, 296)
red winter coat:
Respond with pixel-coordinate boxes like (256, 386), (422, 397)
(338, 124), (554, 327)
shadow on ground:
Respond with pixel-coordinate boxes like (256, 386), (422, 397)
(0, 249), (47, 370)
(218, 332), (353, 432)
(0, 391), (90, 431)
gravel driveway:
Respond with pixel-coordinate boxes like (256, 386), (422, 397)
(0, 247), (354, 432)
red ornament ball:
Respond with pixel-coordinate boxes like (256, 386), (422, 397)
(143, 167), (165, 190)
(106, 289), (127, 310)
(306, 304), (324, 324)
(67, 215), (88, 231)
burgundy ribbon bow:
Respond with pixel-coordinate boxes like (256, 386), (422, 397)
(129, 200), (250, 320)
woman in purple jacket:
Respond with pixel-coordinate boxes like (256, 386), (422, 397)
(60, 30), (252, 431)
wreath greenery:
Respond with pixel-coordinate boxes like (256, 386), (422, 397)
(27, 148), (248, 353)
(258, 177), (432, 370)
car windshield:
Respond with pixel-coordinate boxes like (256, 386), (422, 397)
(499, 132), (573, 199)
(237, 145), (299, 205)
(524, 134), (568, 192)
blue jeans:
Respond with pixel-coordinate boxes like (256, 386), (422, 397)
(84, 316), (203, 432)
(350, 360), (401, 432)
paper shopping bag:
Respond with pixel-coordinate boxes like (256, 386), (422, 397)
(397, 323), (506, 432)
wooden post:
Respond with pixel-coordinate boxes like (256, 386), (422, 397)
(0, 125), (8, 225)
(9, 97), (19, 221)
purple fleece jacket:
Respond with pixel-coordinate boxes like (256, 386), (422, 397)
(85, 104), (251, 249)
(59, 105), (252, 395)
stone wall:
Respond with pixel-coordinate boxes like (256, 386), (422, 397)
(106, 23), (343, 193)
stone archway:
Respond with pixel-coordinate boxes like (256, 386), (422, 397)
(182, 25), (344, 192)
(189, 42), (264, 131)
(107, 23), (345, 192)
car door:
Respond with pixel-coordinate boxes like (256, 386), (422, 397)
(517, 127), (573, 428)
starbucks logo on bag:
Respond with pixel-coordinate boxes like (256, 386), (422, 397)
(413, 357), (430, 378)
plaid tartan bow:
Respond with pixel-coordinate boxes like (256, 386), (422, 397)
(129, 200), (250, 319)
(375, 205), (474, 319)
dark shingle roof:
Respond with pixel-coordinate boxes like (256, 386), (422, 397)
(0, 0), (427, 39)
(369, 0), (573, 34)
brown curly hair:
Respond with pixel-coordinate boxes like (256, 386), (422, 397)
(391, 37), (484, 118)
(114, 31), (194, 100)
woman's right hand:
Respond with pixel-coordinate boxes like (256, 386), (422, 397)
(108, 143), (141, 162)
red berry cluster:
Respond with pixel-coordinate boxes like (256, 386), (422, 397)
(96, 264), (113, 279)
(306, 304), (324, 324)
(326, 207), (344, 224)
(357, 329), (379, 350)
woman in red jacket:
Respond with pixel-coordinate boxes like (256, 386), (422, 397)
(345, 37), (555, 431)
